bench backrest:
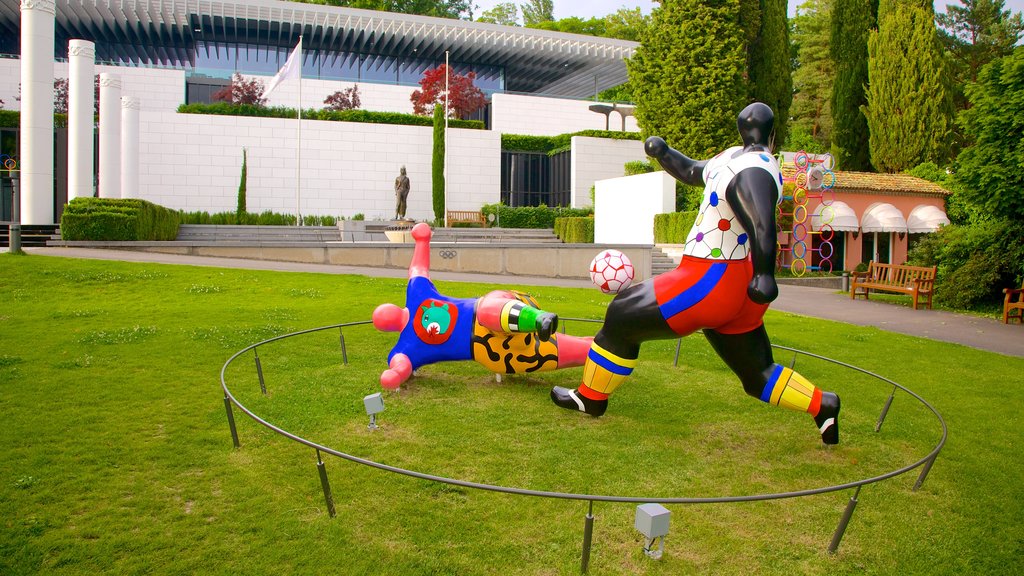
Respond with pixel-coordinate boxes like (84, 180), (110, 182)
(866, 261), (936, 286)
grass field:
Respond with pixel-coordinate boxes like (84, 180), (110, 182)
(1, 253), (1022, 575)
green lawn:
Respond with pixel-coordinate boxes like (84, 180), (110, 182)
(1, 253), (1021, 575)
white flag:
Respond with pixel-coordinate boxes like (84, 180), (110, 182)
(264, 40), (301, 97)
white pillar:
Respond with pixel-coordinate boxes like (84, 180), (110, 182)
(68, 39), (95, 201)
(120, 96), (140, 199)
(98, 73), (122, 199)
(19, 0), (56, 224)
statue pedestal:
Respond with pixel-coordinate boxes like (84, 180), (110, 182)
(384, 219), (414, 243)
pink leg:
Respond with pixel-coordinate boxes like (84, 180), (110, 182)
(556, 335), (593, 368)
(409, 223), (433, 279)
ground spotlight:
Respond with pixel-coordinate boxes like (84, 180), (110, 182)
(635, 503), (670, 560)
(363, 392), (384, 430)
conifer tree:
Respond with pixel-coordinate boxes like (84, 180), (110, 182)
(432, 104), (446, 223)
(789, 0), (833, 151)
(830, 0), (874, 171)
(864, 1), (954, 172)
(628, 0), (747, 157)
(748, 0), (792, 147)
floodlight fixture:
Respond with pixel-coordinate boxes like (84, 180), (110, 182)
(363, 392), (384, 430)
(635, 503), (671, 560)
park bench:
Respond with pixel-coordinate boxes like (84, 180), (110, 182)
(446, 210), (488, 227)
(849, 261), (937, 310)
(1003, 281), (1024, 324)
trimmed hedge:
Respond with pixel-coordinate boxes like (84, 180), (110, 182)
(654, 210), (698, 244)
(176, 103), (484, 130)
(0, 110), (69, 129)
(501, 130), (642, 155)
(61, 198), (180, 241)
(554, 216), (594, 243)
(481, 203), (592, 229)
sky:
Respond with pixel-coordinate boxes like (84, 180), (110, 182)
(470, 0), (1024, 22)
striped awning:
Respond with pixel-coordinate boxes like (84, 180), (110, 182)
(861, 202), (908, 233)
(907, 204), (950, 233)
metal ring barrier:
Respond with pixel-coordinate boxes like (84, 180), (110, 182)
(221, 318), (946, 571)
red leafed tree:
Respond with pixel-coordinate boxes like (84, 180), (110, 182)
(410, 65), (486, 119)
(323, 85), (362, 111)
(213, 73), (267, 106)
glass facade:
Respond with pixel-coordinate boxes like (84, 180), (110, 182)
(189, 40), (503, 92)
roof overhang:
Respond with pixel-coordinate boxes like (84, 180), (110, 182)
(0, 0), (637, 97)
(861, 202), (908, 233)
(811, 200), (859, 232)
(907, 204), (950, 233)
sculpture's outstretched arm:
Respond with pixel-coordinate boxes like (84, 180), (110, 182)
(408, 222), (432, 279)
(727, 169), (779, 304)
(644, 136), (708, 187)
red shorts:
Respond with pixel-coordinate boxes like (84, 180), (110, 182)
(653, 256), (768, 336)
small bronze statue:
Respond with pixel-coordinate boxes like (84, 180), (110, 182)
(394, 166), (411, 220)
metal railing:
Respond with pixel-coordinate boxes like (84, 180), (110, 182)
(221, 319), (946, 572)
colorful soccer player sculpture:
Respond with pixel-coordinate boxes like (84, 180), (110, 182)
(373, 223), (593, 389)
(550, 102), (842, 445)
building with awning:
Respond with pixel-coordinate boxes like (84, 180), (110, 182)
(782, 163), (951, 271)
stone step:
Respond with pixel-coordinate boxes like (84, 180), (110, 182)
(1, 224), (59, 248)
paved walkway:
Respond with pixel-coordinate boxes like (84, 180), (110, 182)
(18, 246), (1024, 358)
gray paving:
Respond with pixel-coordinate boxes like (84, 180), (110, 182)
(21, 246), (1024, 358)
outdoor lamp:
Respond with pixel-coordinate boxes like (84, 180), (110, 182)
(363, 392), (384, 430)
(634, 503), (671, 560)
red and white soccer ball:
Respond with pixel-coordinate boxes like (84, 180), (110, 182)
(590, 249), (634, 294)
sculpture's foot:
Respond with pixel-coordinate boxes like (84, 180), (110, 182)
(815, 392), (840, 445)
(550, 386), (607, 417)
(536, 312), (558, 342)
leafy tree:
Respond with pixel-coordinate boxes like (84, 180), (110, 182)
(530, 17), (607, 36)
(747, 0), (792, 147)
(938, 0), (1024, 84)
(478, 2), (519, 25)
(54, 78), (69, 114)
(830, 0), (875, 171)
(323, 85), (362, 111)
(628, 0), (748, 157)
(788, 0), (833, 151)
(290, 0), (470, 19)
(937, 0), (1024, 151)
(520, 0), (553, 26)
(864, 1), (954, 172)
(213, 73), (267, 106)
(603, 7), (650, 41)
(432, 104), (445, 223)
(410, 65), (486, 119)
(953, 46), (1024, 222)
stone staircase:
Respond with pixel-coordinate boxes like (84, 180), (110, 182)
(652, 244), (683, 275)
(1, 223), (58, 248)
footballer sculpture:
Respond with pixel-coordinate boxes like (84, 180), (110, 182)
(550, 102), (842, 445)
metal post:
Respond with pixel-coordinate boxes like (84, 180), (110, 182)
(223, 395), (240, 448)
(828, 486), (861, 554)
(9, 173), (22, 254)
(338, 327), (349, 365)
(581, 500), (594, 573)
(789, 353), (798, 369)
(913, 454), (938, 491)
(254, 348), (266, 395)
(875, 391), (896, 432)
(673, 339), (681, 367)
(316, 450), (336, 518)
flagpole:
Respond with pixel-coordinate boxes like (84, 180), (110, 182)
(296, 35), (303, 226)
(444, 50), (449, 229)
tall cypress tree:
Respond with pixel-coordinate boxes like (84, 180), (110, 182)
(748, 0), (793, 147)
(432, 104), (445, 223)
(628, 0), (748, 157)
(830, 0), (874, 171)
(864, 1), (954, 172)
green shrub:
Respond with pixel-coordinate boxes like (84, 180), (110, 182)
(177, 103), (484, 130)
(624, 160), (656, 175)
(908, 219), (1024, 310)
(554, 217), (594, 243)
(61, 198), (180, 241)
(501, 130), (642, 154)
(481, 204), (592, 229)
(0, 110), (68, 129)
(654, 210), (697, 243)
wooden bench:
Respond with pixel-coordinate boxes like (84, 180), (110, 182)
(1003, 281), (1024, 324)
(445, 210), (487, 227)
(849, 261), (937, 310)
